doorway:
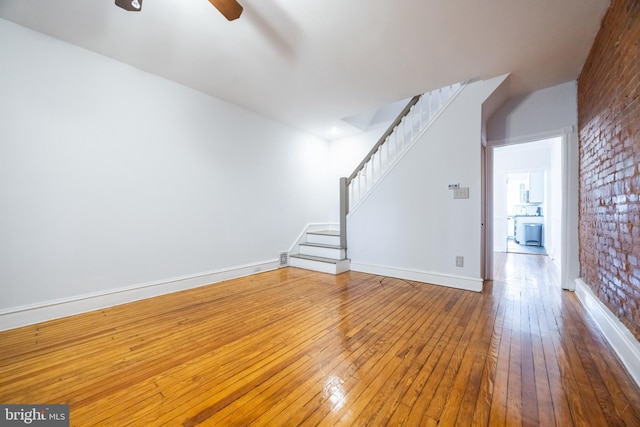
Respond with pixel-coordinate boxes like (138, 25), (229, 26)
(484, 128), (579, 290)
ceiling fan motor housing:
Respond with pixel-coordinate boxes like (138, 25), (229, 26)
(115, 0), (142, 12)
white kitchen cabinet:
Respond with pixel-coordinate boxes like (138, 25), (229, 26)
(529, 171), (545, 203)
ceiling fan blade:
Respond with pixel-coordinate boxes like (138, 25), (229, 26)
(115, 0), (142, 11)
(208, 0), (243, 21)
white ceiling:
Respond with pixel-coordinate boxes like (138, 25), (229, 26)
(0, 0), (609, 140)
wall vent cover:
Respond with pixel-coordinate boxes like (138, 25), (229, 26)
(279, 251), (288, 267)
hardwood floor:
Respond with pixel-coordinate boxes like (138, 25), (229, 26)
(1, 254), (639, 426)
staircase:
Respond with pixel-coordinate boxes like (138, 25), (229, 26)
(288, 82), (465, 275)
(289, 229), (350, 274)
(343, 82), (464, 214)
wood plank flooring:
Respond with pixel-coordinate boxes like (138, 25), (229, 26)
(1, 253), (639, 426)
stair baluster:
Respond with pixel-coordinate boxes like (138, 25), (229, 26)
(339, 81), (465, 252)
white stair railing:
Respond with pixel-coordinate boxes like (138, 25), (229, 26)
(339, 82), (464, 249)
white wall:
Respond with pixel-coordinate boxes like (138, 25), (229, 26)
(486, 81), (578, 141)
(322, 127), (384, 221)
(0, 20), (334, 315)
(328, 128), (383, 179)
(347, 76), (508, 292)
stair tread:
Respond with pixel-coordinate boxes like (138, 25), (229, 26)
(290, 254), (348, 264)
(299, 242), (344, 250)
(307, 230), (340, 236)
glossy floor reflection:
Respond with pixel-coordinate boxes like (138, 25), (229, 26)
(1, 254), (639, 425)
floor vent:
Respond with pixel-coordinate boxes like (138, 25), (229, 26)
(279, 251), (289, 267)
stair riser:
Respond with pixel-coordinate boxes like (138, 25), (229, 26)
(299, 246), (345, 259)
(306, 234), (341, 246)
(290, 257), (350, 275)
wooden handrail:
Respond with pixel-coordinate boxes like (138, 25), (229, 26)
(346, 94), (421, 184)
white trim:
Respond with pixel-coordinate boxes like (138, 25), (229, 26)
(560, 129), (580, 291)
(488, 126), (574, 148)
(350, 262), (483, 292)
(575, 278), (640, 388)
(485, 126), (578, 290)
(0, 260), (280, 331)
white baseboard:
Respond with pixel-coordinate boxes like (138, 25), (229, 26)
(350, 262), (483, 292)
(575, 278), (640, 388)
(0, 260), (280, 331)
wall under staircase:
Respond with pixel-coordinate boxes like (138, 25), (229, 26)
(347, 75), (510, 291)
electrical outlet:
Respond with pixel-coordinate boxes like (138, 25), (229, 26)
(456, 256), (464, 267)
(453, 187), (469, 199)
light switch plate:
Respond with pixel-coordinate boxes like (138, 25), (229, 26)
(453, 187), (469, 199)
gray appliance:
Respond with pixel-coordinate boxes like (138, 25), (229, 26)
(523, 223), (543, 246)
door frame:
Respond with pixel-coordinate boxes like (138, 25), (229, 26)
(484, 126), (579, 290)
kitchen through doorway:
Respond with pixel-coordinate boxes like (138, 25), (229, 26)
(506, 172), (546, 254)
(492, 137), (563, 260)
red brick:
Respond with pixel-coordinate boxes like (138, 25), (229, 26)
(578, 0), (640, 341)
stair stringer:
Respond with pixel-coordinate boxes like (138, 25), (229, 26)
(347, 83), (467, 217)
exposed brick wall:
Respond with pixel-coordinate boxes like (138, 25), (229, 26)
(578, 0), (640, 340)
